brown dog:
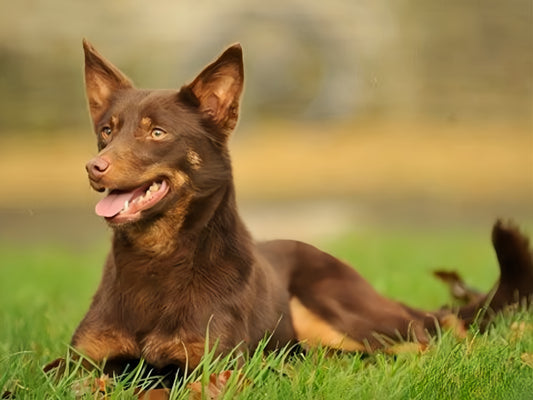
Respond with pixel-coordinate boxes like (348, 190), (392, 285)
(73, 40), (533, 376)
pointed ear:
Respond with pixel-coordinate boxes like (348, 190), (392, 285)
(83, 39), (133, 124)
(185, 44), (244, 137)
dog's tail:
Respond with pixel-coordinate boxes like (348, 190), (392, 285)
(457, 219), (533, 327)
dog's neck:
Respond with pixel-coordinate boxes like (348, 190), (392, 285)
(110, 180), (254, 283)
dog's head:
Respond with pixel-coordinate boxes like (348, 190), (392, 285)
(82, 40), (244, 230)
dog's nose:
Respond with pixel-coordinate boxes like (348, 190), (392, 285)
(86, 156), (110, 180)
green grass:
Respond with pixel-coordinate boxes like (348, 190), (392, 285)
(1, 225), (533, 399)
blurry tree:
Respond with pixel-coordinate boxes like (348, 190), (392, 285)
(399, 0), (533, 122)
(0, 0), (530, 134)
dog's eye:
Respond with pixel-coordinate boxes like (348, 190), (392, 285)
(101, 126), (112, 138)
(151, 128), (167, 139)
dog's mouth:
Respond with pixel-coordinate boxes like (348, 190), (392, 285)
(95, 180), (170, 223)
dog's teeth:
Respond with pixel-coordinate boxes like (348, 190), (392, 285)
(123, 200), (129, 212)
(149, 182), (161, 192)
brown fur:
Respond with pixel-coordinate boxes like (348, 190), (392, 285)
(72, 40), (533, 376)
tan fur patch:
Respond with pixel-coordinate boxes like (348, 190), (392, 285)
(384, 341), (428, 355)
(187, 150), (202, 169)
(142, 334), (205, 369)
(132, 204), (190, 256)
(171, 170), (188, 187)
(74, 330), (139, 362)
(440, 313), (467, 339)
(126, 170), (192, 256)
(289, 297), (366, 352)
(141, 117), (152, 128)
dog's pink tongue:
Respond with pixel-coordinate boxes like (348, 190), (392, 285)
(95, 191), (134, 217)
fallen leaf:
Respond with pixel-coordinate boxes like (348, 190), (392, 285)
(520, 353), (533, 368)
(188, 370), (240, 400)
(93, 374), (110, 394)
(135, 388), (170, 400)
(509, 321), (533, 343)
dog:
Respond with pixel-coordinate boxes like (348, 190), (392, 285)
(72, 40), (533, 378)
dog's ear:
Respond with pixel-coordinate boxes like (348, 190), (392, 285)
(184, 44), (244, 139)
(83, 39), (133, 124)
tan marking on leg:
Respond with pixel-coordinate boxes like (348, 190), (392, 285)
(142, 334), (206, 369)
(384, 341), (428, 355)
(440, 313), (467, 339)
(289, 297), (366, 352)
(73, 330), (139, 362)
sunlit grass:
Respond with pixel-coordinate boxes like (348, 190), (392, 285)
(1, 225), (533, 398)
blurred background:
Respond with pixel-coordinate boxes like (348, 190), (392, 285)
(0, 0), (531, 247)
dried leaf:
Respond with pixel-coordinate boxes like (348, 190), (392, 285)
(509, 322), (533, 343)
(188, 370), (239, 400)
(520, 353), (533, 368)
(135, 388), (170, 400)
(93, 374), (110, 394)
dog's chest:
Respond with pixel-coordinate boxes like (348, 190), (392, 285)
(78, 248), (254, 366)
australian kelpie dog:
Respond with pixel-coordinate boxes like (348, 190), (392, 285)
(73, 40), (533, 377)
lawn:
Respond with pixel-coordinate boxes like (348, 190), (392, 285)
(1, 224), (532, 399)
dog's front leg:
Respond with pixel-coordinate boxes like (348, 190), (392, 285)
(71, 325), (140, 367)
